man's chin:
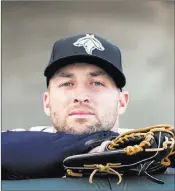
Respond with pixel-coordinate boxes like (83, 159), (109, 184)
(65, 117), (101, 134)
(72, 127), (91, 134)
(67, 122), (97, 134)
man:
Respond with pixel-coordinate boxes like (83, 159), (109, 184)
(2, 33), (174, 179)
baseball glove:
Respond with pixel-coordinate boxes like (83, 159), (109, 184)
(63, 124), (175, 184)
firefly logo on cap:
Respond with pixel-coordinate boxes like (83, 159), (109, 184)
(73, 34), (105, 55)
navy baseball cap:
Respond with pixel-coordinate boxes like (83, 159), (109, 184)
(44, 33), (126, 88)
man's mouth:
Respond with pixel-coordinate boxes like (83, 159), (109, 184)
(69, 111), (95, 118)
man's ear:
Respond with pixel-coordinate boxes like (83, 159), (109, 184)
(43, 92), (51, 116)
(118, 91), (129, 115)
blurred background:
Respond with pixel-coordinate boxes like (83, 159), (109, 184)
(2, 0), (174, 131)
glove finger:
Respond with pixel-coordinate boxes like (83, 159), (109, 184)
(89, 140), (112, 153)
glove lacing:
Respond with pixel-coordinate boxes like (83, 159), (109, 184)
(84, 163), (122, 184)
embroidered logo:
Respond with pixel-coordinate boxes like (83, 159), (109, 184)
(73, 34), (105, 55)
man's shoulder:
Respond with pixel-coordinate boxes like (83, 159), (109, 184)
(2, 127), (129, 133)
(2, 126), (54, 133)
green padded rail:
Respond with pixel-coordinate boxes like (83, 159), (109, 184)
(2, 174), (175, 191)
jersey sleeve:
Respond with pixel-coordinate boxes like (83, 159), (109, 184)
(2, 130), (118, 179)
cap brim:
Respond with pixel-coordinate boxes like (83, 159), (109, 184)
(44, 55), (126, 88)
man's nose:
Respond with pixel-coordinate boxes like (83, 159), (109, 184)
(73, 94), (90, 104)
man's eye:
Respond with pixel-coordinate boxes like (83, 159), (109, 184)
(60, 82), (74, 87)
(91, 81), (104, 86)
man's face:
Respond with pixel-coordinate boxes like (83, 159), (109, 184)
(43, 63), (128, 134)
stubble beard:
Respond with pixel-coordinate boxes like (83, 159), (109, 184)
(51, 111), (116, 134)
